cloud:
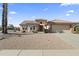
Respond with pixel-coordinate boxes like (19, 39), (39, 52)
(60, 3), (72, 6)
(9, 11), (16, 15)
(66, 10), (74, 16)
(66, 13), (70, 16)
(31, 16), (36, 18)
(43, 8), (48, 11)
(67, 10), (74, 13)
(60, 3), (79, 6)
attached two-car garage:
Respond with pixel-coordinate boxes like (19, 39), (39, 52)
(52, 24), (71, 33)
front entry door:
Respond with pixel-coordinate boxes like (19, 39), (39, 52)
(39, 25), (43, 31)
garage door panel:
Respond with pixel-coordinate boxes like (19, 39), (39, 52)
(52, 25), (70, 32)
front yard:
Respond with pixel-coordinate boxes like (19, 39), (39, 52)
(0, 32), (74, 49)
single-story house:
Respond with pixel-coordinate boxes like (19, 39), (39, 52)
(20, 19), (79, 33)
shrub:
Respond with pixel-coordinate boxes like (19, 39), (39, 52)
(76, 27), (79, 33)
(0, 28), (1, 31)
(59, 30), (63, 33)
(73, 24), (79, 34)
(22, 30), (26, 33)
(32, 30), (38, 33)
(44, 29), (48, 33)
(0, 25), (1, 30)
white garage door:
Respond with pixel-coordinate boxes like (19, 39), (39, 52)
(52, 24), (70, 32)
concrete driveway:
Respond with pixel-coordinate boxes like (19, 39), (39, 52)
(0, 33), (73, 49)
(56, 33), (79, 48)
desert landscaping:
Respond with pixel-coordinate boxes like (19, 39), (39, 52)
(0, 31), (79, 56)
(0, 31), (78, 49)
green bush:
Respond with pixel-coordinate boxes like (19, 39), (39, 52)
(0, 27), (2, 31)
(76, 27), (79, 33)
(44, 29), (48, 33)
(8, 28), (14, 30)
(73, 24), (79, 34)
(22, 30), (26, 33)
(32, 30), (38, 33)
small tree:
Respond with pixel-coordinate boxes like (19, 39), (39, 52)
(73, 24), (79, 34)
(8, 24), (14, 30)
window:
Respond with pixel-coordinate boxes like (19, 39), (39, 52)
(33, 26), (35, 30)
(25, 27), (27, 30)
(22, 27), (25, 30)
(30, 27), (32, 30)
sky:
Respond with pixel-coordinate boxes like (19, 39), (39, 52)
(0, 3), (79, 26)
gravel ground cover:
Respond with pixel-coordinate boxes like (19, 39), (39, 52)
(0, 33), (73, 49)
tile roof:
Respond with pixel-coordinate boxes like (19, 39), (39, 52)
(35, 19), (47, 21)
(20, 20), (38, 25)
(52, 19), (72, 22)
(20, 19), (79, 25)
(52, 19), (79, 24)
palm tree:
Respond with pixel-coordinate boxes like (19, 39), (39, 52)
(2, 3), (8, 34)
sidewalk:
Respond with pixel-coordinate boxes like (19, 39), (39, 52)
(0, 49), (79, 56)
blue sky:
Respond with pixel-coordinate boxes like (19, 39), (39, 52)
(0, 3), (79, 26)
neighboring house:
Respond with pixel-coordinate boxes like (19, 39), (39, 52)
(20, 19), (79, 33)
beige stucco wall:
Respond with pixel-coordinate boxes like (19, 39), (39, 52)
(20, 24), (39, 32)
(52, 24), (70, 32)
(20, 26), (23, 31)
